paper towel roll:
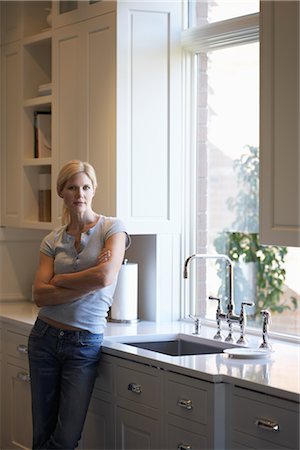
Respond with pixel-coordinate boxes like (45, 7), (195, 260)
(111, 262), (138, 322)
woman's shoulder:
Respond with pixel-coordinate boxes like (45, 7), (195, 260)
(97, 215), (129, 245)
(100, 215), (125, 228)
(41, 225), (67, 248)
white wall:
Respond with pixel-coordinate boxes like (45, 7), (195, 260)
(0, 229), (182, 322)
(0, 227), (47, 301)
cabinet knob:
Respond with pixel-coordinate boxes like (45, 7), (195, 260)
(17, 344), (28, 354)
(128, 382), (142, 394)
(255, 418), (279, 432)
(177, 444), (192, 450)
(177, 399), (193, 410)
(17, 372), (31, 383)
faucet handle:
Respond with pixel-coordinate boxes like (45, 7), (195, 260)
(236, 301), (254, 345)
(208, 296), (225, 340)
(261, 309), (271, 323)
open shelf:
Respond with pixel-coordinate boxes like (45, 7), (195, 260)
(22, 165), (52, 224)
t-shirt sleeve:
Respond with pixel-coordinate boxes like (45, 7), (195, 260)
(104, 218), (131, 249)
(40, 231), (56, 257)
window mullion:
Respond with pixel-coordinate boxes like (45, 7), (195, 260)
(182, 12), (259, 52)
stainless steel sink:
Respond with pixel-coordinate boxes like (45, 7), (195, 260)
(123, 338), (229, 356)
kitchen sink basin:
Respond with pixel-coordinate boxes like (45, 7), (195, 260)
(123, 338), (227, 356)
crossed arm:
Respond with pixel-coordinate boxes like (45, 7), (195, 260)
(33, 232), (126, 307)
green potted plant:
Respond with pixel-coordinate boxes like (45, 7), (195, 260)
(214, 146), (297, 318)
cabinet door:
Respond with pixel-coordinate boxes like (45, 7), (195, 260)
(116, 406), (160, 450)
(1, 41), (22, 227)
(52, 12), (116, 223)
(116, 1), (182, 234)
(260, 1), (300, 246)
(81, 395), (115, 450)
(2, 363), (32, 450)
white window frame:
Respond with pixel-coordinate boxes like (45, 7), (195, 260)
(181, 13), (260, 320)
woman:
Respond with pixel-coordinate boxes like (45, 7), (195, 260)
(28, 160), (130, 449)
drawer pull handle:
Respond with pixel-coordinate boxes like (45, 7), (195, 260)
(128, 382), (142, 394)
(17, 372), (31, 383)
(17, 344), (28, 354)
(177, 444), (192, 450)
(255, 418), (279, 432)
(177, 399), (193, 410)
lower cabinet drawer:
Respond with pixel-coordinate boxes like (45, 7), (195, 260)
(232, 387), (300, 449)
(166, 423), (208, 450)
(165, 372), (210, 426)
(115, 361), (160, 409)
(231, 430), (290, 449)
(6, 330), (29, 364)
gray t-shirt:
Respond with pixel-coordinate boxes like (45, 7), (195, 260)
(38, 215), (130, 333)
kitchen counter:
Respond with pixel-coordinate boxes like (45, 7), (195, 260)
(1, 301), (299, 402)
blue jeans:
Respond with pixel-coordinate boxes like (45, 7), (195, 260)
(28, 318), (103, 450)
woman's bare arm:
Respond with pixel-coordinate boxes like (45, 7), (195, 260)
(33, 232), (126, 307)
(51, 232), (126, 291)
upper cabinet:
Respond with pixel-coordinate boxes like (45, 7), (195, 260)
(1, 0), (182, 234)
(260, 1), (300, 247)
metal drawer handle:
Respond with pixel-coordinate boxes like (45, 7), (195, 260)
(177, 444), (192, 450)
(17, 344), (28, 354)
(255, 418), (279, 432)
(17, 372), (31, 383)
(128, 382), (142, 394)
(177, 399), (193, 410)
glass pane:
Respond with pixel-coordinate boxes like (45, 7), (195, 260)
(189, 0), (259, 27)
(194, 43), (300, 336)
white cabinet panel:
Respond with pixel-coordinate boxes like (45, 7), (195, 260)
(116, 1), (182, 234)
(1, 42), (22, 227)
(1, 324), (32, 450)
(260, 1), (300, 246)
(116, 407), (160, 450)
(52, 13), (116, 224)
(231, 386), (300, 449)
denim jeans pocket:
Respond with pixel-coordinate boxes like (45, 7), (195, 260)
(29, 318), (49, 338)
(78, 333), (103, 347)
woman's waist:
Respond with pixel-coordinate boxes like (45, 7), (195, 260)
(39, 315), (83, 331)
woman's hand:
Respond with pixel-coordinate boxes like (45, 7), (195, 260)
(97, 248), (112, 265)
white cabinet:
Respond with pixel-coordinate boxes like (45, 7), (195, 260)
(52, 11), (116, 227)
(1, 1), (52, 229)
(114, 358), (163, 450)
(164, 371), (226, 450)
(1, 323), (32, 450)
(260, 0), (300, 247)
(1, 40), (22, 227)
(1, 1), (182, 235)
(230, 386), (300, 449)
(52, 1), (182, 234)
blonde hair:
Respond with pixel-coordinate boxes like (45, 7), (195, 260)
(57, 160), (98, 225)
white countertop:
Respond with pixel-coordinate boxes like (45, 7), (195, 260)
(1, 301), (299, 402)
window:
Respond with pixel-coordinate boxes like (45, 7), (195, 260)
(182, 1), (300, 338)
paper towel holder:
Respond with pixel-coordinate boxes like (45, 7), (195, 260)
(109, 259), (139, 324)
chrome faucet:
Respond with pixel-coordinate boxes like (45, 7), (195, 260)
(184, 253), (237, 313)
(184, 253), (244, 342)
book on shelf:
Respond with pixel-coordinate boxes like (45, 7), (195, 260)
(34, 111), (51, 158)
